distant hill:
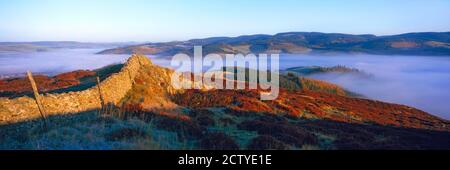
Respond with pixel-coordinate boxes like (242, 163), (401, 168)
(0, 44), (49, 53)
(282, 65), (372, 79)
(284, 65), (363, 75)
(0, 41), (140, 53)
(98, 32), (450, 56)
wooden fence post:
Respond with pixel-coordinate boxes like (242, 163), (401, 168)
(96, 76), (106, 113)
(26, 71), (47, 126)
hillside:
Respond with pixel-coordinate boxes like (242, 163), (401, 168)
(0, 44), (49, 53)
(0, 41), (139, 53)
(98, 32), (450, 56)
(0, 64), (124, 98)
(0, 55), (449, 150)
(284, 65), (362, 75)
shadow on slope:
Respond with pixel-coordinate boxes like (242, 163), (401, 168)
(1, 104), (449, 150)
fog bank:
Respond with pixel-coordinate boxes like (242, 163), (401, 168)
(282, 54), (450, 120)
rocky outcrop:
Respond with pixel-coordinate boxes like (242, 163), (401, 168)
(0, 54), (151, 124)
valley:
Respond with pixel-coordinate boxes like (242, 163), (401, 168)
(0, 55), (449, 150)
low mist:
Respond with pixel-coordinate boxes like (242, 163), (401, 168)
(283, 54), (450, 120)
(0, 49), (130, 76)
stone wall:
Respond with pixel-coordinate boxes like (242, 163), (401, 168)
(0, 54), (152, 124)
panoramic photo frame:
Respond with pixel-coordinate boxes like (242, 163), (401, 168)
(0, 0), (449, 169)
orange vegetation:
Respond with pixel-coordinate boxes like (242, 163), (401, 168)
(172, 89), (449, 131)
(0, 70), (96, 94)
(390, 41), (418, 48)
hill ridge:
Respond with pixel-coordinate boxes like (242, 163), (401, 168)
(98, 31), (450, 56)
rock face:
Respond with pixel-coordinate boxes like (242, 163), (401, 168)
(0, 54), (151, 124)
(121, 59), (210, 112)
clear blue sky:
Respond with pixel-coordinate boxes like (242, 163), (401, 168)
(0, 0), (449, 42)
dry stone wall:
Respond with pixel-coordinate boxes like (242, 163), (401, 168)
(0, 54), (152, 124)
